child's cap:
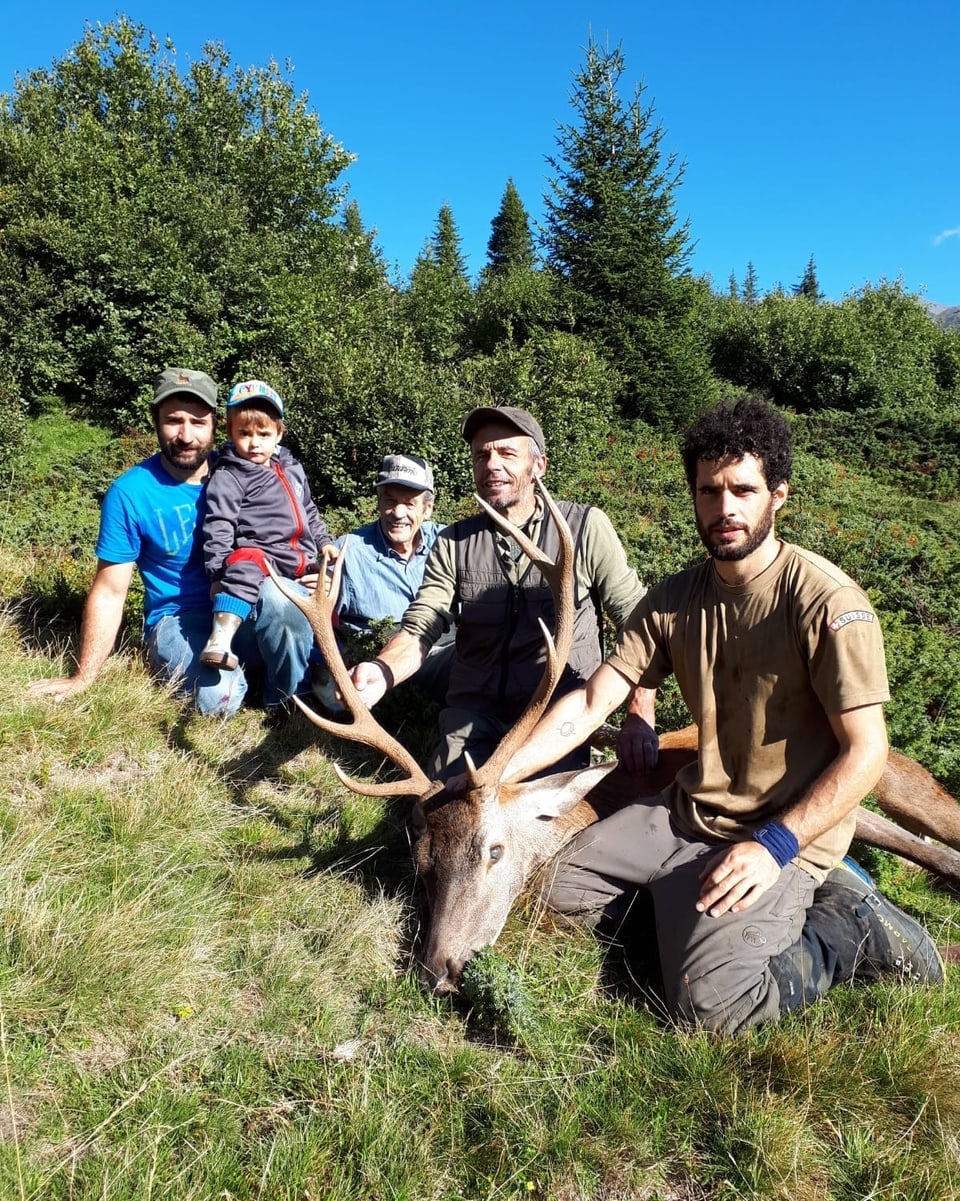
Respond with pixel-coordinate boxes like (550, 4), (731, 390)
(227, 379), (284, 419)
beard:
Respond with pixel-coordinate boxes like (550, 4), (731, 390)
(698, 496), (776, 562)
(159, 439), (212, 474)
(478, 472), (533, 515)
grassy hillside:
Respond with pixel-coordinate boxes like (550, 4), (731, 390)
(2, 411), (960, 1200)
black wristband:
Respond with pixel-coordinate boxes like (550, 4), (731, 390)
(372, 658), (395, 691)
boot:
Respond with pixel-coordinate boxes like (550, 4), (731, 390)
(200, 611), (243, 671)
(811, 857), (944, 986)
(770, 856), (943, 1017)
(310, 663), (347, 718)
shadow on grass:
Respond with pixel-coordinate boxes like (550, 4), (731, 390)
(171, 681), (442, 978)
(7, 590), (89, 657)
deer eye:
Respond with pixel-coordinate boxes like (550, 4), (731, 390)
(489, 844), (504, 863)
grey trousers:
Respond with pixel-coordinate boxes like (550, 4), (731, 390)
(545, 793), (818, 1034)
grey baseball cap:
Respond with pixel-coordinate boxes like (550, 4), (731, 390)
(376, 454), (434, 493)
(461, 405), (545, 453)
(152, 368), (218, 410)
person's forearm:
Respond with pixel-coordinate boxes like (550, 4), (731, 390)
(503, 662), (633, 783)
(502, 689), (593, 784)
(778, 738), (887, 850)
(73, 582), (126, 683)
(372, 629), (430, 688)
(625, 684), (656, 723)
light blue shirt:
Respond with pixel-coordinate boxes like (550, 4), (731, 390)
(335, 520), (443, 635)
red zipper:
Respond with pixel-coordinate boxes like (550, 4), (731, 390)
(272, 460), (308, 576)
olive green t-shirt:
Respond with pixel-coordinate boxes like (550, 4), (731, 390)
(609, 541), (890, 878)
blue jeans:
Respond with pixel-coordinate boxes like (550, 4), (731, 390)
(145, 578), (316, 717)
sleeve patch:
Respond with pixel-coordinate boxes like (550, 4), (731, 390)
(829, 609), (875, 632)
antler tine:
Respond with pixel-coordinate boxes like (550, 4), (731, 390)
(468, 480), (575, 788)
(265, 555), (435, 799)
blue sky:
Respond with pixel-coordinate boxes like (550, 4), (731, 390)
(2, 1), (958, 304)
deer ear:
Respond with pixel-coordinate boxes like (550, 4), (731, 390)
(409, 802), (427, 836)
(519, 765), (613, 819)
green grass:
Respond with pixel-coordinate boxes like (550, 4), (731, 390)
(4, 411), (960, 1199)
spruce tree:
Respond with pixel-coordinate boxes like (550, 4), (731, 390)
(486, 179), (536, 275)
(339, 200), (389, 294)
(542, 38), (716, 425)
(404, 203), (472, 362)
(434, 202), (470, 281)
(742, 262), (759, 305)
(793, 255), (823, 300)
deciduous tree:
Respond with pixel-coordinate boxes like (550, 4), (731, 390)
(0, 18), (351, 424)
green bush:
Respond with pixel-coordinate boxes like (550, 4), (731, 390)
(794, 407), (960, 501)
(0, 358), (27, 469)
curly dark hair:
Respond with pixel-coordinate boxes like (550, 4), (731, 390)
(681, 396), (792, 492)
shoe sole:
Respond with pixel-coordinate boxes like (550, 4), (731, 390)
(200, 650), (239, 671)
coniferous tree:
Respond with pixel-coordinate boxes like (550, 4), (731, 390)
(339, 200), (389, 294)
(793, 254), (823, 301)
(473, 178), (557, 353)
(742, 262), (759, 305)
(404, 204), (472, 362)
(486, 179), (536, 275)
(542, 38), (716, 425)
(434, 202), (470, 281)
(727, 270), (739, 300)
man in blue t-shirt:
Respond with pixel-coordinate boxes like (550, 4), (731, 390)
(26, 368), (321, 717)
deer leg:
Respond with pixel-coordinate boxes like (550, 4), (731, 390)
(873, 751), (960, 852)
(854, 806), (960, 890)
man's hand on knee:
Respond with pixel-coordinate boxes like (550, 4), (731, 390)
(696, 841), (781, 918)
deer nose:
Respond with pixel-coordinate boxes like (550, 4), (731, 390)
(418, 958), (460, 995)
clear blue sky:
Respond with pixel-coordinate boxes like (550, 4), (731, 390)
(3, 1), (958, 304)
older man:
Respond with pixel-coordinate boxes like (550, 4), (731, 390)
(336, 454), (443, 635)
(26, 368), (320, 717)
(328, 454), (452, 703)
(352, 406), (656, 777)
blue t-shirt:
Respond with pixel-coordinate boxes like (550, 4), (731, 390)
(95, 454), (212, 630)
(334, 520), (443, 635)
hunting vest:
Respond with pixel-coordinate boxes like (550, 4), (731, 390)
(446, 501), (602, 721)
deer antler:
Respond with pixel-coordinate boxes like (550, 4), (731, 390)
(466, 479), (575, 790)
(265, 549), (438, 799)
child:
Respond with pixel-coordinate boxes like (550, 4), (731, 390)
(200, 379), (334, 671)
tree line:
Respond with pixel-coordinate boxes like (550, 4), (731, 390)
(1, 18), (958, 509)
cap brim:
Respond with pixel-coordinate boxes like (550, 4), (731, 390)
(376, 477), (431, 491)
(152, 386), (217, 410)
